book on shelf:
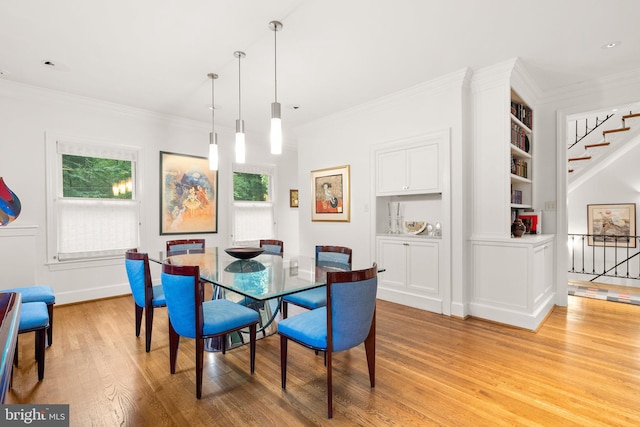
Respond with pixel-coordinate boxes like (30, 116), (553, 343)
(510, 101), (533, 129)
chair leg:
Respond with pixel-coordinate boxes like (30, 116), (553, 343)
(280, 335), (288, 389)
(145, 306), (154, 352)
(221, 334), (226, 354)
(36, 328), (46, 381)
(281, 300), (288, 319)
(249, 325), (256, 374)
(327, 350), (333, 419)
(168, 322), (180, 374)
(365, 311), (376, 388)
(196, 337), (203, 399)
(135, 305), (143, 337)
(46, 303), (54, 346)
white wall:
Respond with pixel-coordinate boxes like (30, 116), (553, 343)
(0, 80), (298, 304)
(294, 69), (470, 314)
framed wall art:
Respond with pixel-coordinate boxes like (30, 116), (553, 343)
(311, 165), (350, 222)
(289, 189), (299, 208)
(587, 203), (636, 247)
(160, 151), (218, 235)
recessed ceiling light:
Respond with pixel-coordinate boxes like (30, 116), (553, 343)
(41, 59), (69, 71)
(602, 41), (621, 49)
(0, 69), (8, 76)
(289, 104), (302, 110)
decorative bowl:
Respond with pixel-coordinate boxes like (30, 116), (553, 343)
(224, 247), (265, 260)
(403, 221), (427, 235)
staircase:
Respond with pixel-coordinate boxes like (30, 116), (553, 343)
(568, 111), (640, 186)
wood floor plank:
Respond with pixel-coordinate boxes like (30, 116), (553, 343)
(6, 294), (640, 426)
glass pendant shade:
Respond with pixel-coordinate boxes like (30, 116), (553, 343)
(235, 119), (246, 163)
(270, 102), (282, 154)
(209, 132), (218, 170)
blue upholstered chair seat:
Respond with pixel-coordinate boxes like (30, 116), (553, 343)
(282, 287), (326, 310)
(2, 286), (55, 347)
(277, 307), (327, 349)
(19, 302), (49, 331)
(151, 285), (166, 307)
(3, 286), (55, 304)
(201, 299), (259, 337)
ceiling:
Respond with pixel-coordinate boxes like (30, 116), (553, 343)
(2, 0), (640, 147)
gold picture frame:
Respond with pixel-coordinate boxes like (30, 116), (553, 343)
(289, 189), (299, 208)
(587, 203), (636, 247)
(160, 151), (218, 235)
(311, 165), (350, 222)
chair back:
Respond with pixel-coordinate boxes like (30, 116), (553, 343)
(125, 249), (152, 309)
(166, 239), (205, 254)
(327, 263), (377, 352)
(260, 239), (284, 256)
(161, 263), (202, 339)
(316, 245), (352, 268)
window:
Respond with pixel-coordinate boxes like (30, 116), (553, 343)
(46, 136), (140, 263)
(232, 164), (275, 244)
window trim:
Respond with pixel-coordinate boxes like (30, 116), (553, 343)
(231, 163), (276, 245)
(45, 132), (141, 268)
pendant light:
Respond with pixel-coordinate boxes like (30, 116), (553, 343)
(234, 51), (246, 164)
(269, 20), (283, 155)
(207, 73), (219, 170)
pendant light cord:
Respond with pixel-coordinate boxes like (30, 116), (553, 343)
(211, 78), (216, 132)
(238, 54), (242, 120)
(274, 28), (278, 103)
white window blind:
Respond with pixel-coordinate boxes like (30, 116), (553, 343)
(57, 199), (139, 260)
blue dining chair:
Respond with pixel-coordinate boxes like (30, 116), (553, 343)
(278, 263), (378, 419)
(281, 246), (352, 318)
(124, 249), (166, 352)
(161, 263), (260, 399)
(259, 239), (284, 256)
(166, 239), (205, 255)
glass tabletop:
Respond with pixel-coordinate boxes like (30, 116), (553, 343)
(150, 247), (347, 301)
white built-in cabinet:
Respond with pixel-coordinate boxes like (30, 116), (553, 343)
(372, 130), (450, 315)
(469, 58), (555, 330)
(376, 142), (441, 195)
(376, 236), (443, 313)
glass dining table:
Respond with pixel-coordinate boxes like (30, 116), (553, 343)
(149, 247), (347, 351)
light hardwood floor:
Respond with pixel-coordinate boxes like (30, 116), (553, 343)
(7, 293), (640, 426)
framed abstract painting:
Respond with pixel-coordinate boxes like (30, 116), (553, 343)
(159, 151), (218, 235)
(311, 165), (350, 222)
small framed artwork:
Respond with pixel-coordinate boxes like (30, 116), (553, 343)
(587, 203), (636, 247)
(311, 165), (350, 222)
(518, 211), (541, 234)
(289, 189), (299, 208)
(160, 151), (218, 235)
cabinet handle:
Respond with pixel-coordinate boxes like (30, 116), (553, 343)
(403, 243), (409, 246)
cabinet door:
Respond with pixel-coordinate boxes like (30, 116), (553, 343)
(376, 149), (407, 195)
(377, 238), (407, 289)
(407, 143), (440, 193)
(406, 240), (439, 294)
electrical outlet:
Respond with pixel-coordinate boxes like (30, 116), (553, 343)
(545, 201), (556, 211)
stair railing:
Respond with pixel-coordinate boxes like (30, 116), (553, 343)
(568, 233), (640, 281)
(568, 114), (614, 150)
